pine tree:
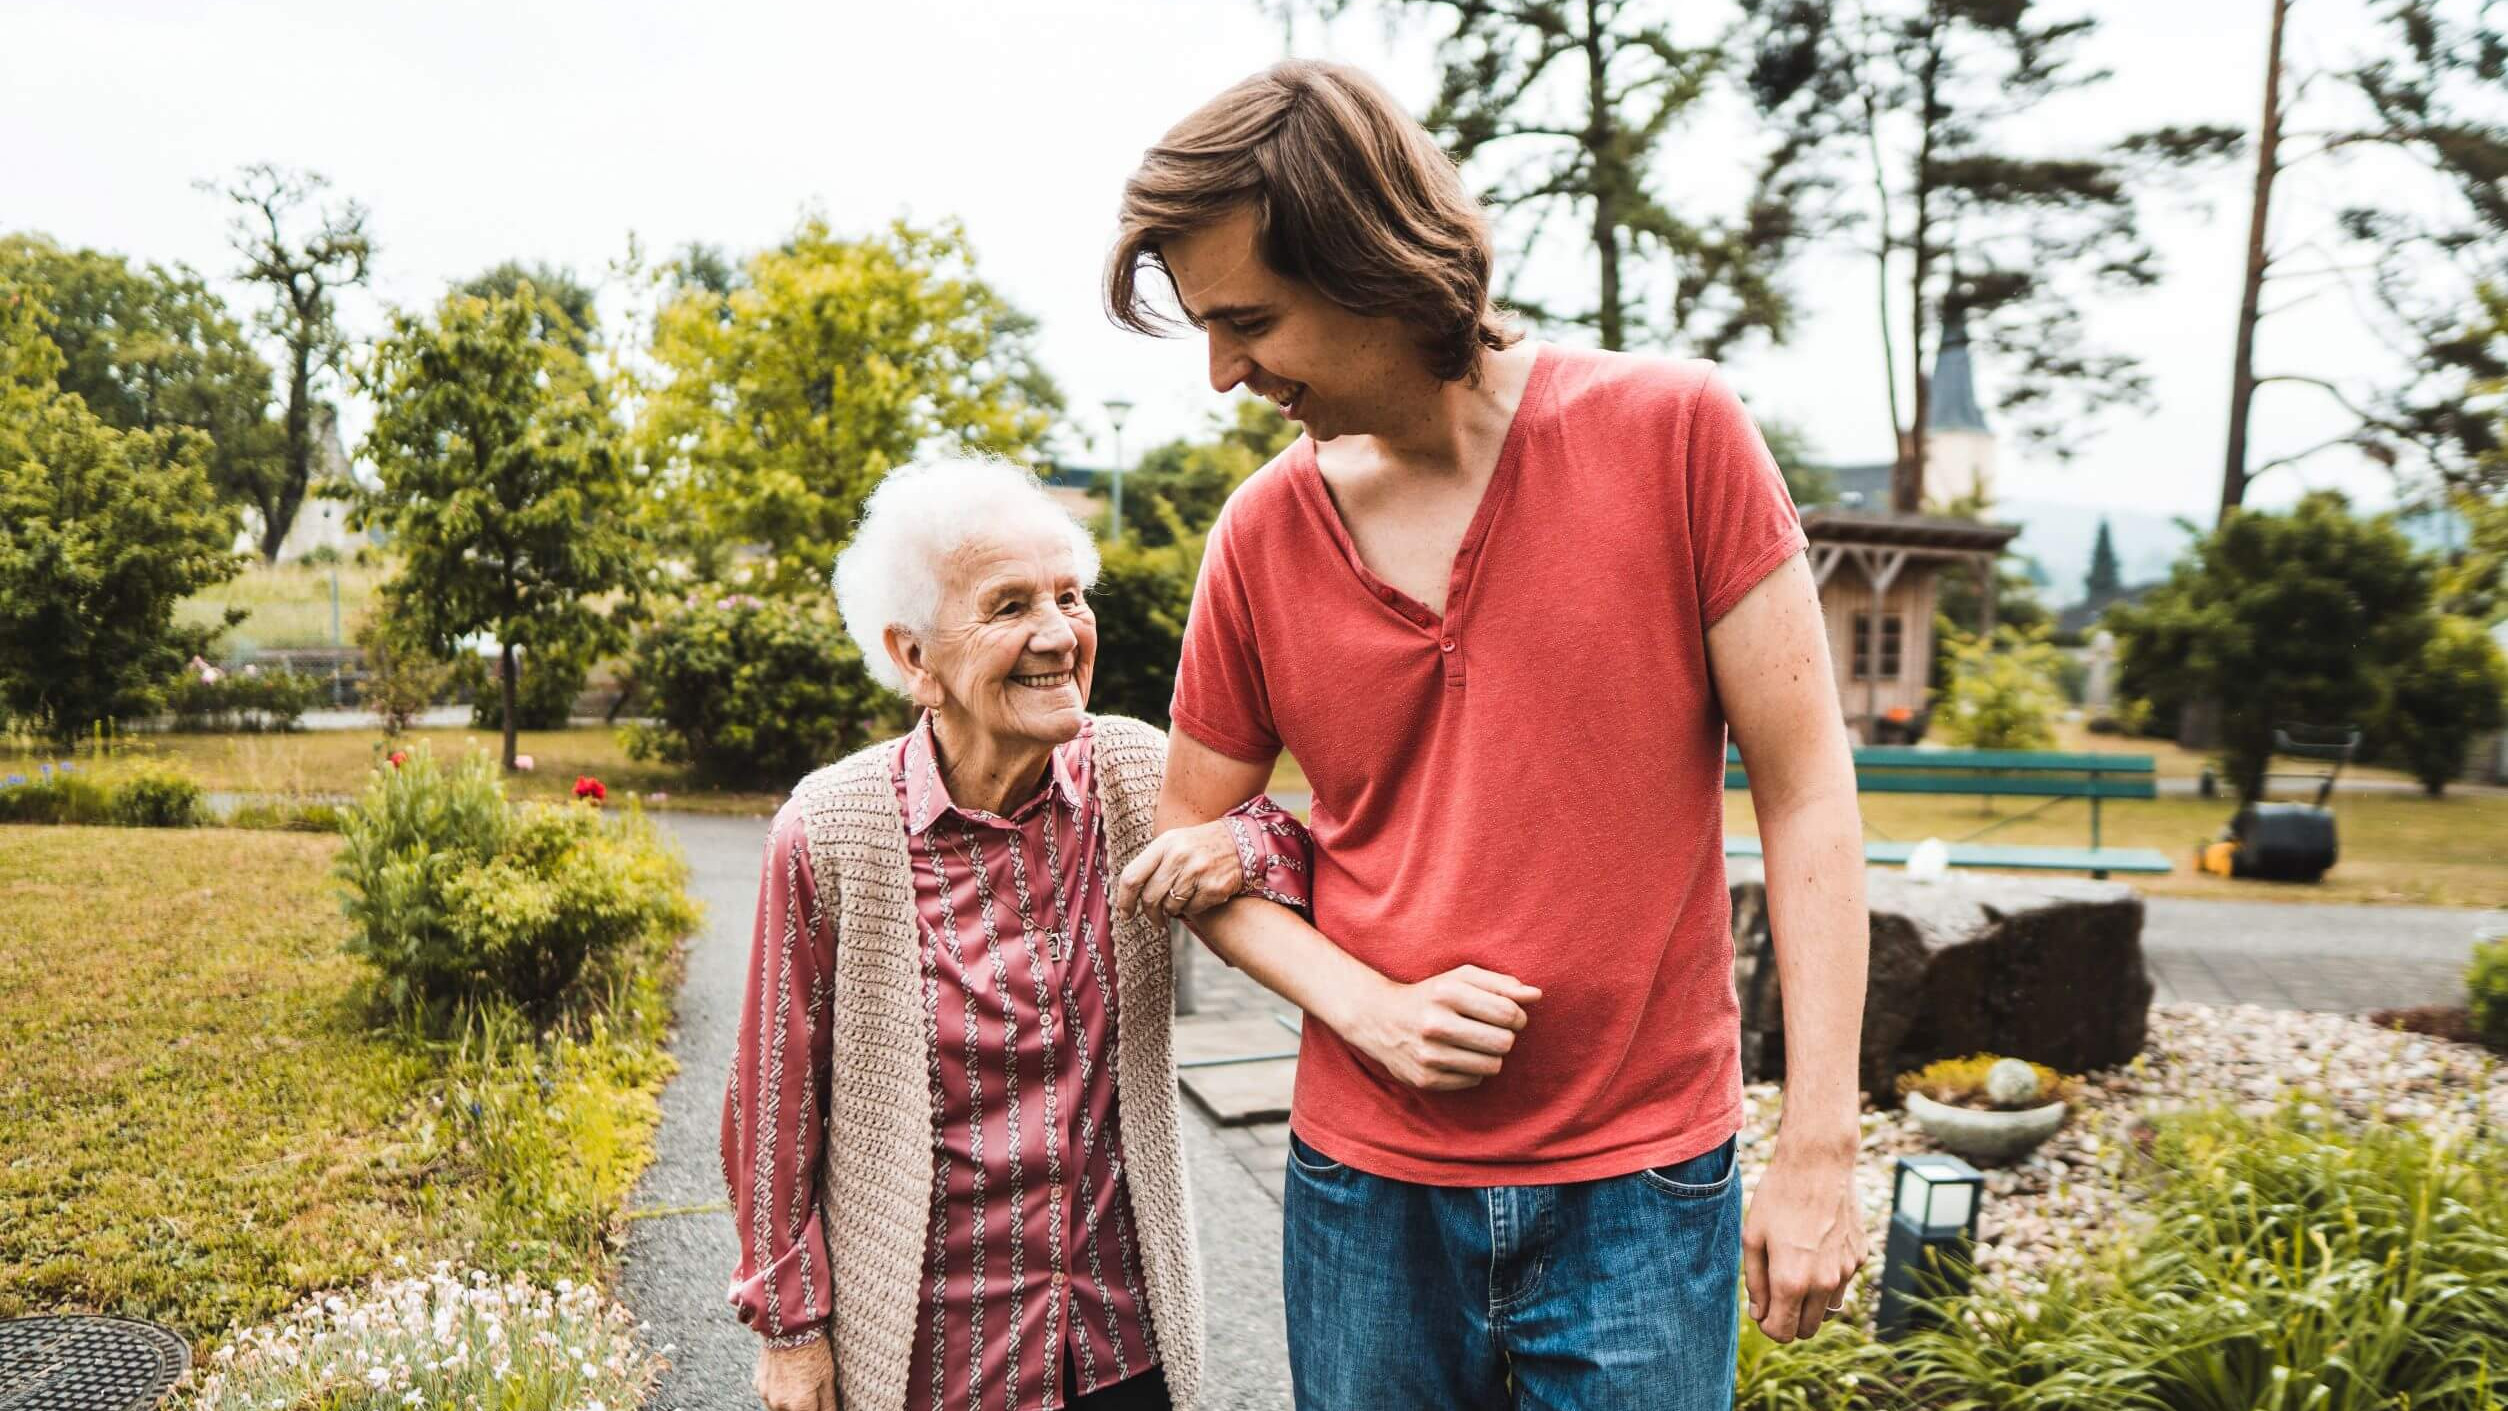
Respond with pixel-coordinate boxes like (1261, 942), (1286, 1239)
(2085, 518), (2122, 603)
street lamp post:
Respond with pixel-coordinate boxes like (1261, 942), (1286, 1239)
(1102, 397), (1134, 540)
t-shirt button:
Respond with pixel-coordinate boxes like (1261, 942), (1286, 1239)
(1439, 638), (1457, 652)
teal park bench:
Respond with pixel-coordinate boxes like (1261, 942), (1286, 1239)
(1723, 745), (2174, 878)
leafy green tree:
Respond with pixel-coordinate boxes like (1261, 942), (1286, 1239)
(638, 219), (1058, 595)
(454, 261), (598, 360)
(2109, 492), (2436, 803)
(201, 164), (375, 562)
(1938, 628), (2064, 751)
(1753, 415), (1833, 509)
(1739, 0), (2237, 505)
(1088, 535), (1201, 728)
(1116, 397), (1298, 545)
(355, 287), (646, 772)
(2379, 613), (2508, 797)
(0, 234), (280, 518)
(0, 282), (247, 743)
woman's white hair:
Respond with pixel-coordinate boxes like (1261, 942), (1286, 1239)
(832, 456), (1102, 694)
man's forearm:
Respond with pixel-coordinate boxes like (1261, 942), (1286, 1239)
(1189, 894), (1390, 1036)
(1756, 782), (1869, 1151)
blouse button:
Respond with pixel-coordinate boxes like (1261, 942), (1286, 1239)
(1439, 638), (1457, 653)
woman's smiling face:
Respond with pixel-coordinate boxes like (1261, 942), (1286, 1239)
(902, 526), (1097, 749)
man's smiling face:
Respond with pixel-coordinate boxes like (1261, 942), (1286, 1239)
(1159, 205), (1424, 442)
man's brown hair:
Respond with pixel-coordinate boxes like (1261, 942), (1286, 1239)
(1106, 60), (1517, 385)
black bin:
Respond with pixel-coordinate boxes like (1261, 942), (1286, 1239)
(2231, 802), (2338, 882)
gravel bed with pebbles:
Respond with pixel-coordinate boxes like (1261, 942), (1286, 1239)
(1735, 1003), (2507, 1322)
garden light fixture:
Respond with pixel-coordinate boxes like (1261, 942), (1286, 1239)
(1878, 1152), (1984, 1340)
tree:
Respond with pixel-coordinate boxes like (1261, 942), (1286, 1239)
(1938, 628), (2065, 752)
(637, 218), (1058, 596)
(1753, 415), (1834, 508)
(2109, 492), (2436, 803)
(0, 281), (247, 743)
(1291, 0), (1829, 356)
(355, 287), (646, 771)
(1740, 0), (2237, 509)
(2085, 517), (2122, 602)
(1115, 397), (1299, 545)
(454, 260), (598, 361)
(202, 164), (375, 561)
(2218, 1), (2508, 513)
(0, 234), (281, 518)
(2380, 612), (2508, 796)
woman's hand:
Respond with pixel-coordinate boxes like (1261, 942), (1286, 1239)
(1115, 819), (1250, 922)
(756, 1337), (838, 1411)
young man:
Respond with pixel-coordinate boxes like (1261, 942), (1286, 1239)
(1106, 61), (1871, 1410)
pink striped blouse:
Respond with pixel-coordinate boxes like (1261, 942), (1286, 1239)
(722, 714), (1310, 1411)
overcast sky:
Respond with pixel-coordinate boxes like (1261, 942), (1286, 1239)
(5, 0), (2443, 521)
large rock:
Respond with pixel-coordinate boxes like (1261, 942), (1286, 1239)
(1728, 861), (2152, 1096)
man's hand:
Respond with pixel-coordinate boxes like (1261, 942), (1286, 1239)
(1338, 965), (1541, 1090)
(1741, 1135), (1866, 1343)
(1114, 818), (1248, 921)
(755, 1337), (837, 1411)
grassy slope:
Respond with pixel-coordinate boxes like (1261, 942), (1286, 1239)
(0, 824), (681, 1358)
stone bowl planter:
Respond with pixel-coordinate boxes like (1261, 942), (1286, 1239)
(1902, 1091), (2069, 1164)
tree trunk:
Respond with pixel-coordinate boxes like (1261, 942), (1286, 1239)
(1898, 36), (1944, 516)
(499, 641), (519, 772)
(262, 339), (315, 562)
(1584, 6), (1624, 351)
(2220, 0), (2288, 522)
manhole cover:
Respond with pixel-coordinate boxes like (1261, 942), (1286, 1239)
(0, 1317), (189, 1410)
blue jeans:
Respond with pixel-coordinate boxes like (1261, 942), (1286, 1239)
(1282, 1130), (1742, 1411)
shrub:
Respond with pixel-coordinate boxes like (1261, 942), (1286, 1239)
(352, 612), (453, 735)
(0, 769), (111, 824)
(108, 765), (206, 827)
(1882, 1103), (2508, 1408)
(2380, 613), (2508, 797)
(335, 745), (694, 1022)
(2471, 935), (2508, 1050)
(623, 591), (885, 789)
(161, 664), (321, 732)
(1937, 628), (2065, 752)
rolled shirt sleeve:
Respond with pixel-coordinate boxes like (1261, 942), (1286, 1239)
(719, 802), (837, 1348)
(1221, 793), (1314, 917)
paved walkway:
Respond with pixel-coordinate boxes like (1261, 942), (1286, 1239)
(619, 814), (2484, 1408)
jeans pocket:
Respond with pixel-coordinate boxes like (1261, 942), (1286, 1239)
(1286, 1129), (1347, 1177)
(1637, 1134), (1739, 1199)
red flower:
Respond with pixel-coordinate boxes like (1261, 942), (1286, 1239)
(387, 750), (408, 769)
(573, 775), (607, 803)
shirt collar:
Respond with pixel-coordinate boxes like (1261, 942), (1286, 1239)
(897, 710), (1089, 835)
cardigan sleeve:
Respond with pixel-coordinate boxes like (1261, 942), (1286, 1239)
(720, 801), (838, 1348)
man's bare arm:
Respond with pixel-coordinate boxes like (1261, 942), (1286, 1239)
(1119, 731), (1541, 1091)
(1708, 549), (1870, 1343)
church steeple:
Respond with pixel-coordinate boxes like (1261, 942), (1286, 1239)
(1929, 306), (1989, 433)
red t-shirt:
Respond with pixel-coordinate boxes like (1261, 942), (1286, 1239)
(1170, 343), (1808, 1185)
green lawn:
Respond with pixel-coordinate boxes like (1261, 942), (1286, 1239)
(0, 824), (679, 1360)
(1726, 786), (2508, 909)
(4, 726), (785, 816)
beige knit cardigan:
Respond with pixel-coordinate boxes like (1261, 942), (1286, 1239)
(784, 713), (1201, 1411)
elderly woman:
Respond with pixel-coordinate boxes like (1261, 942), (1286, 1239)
(721, 457), (1311, 1411)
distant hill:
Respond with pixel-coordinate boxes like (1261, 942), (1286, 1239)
(1992, 499), (2197, 609)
